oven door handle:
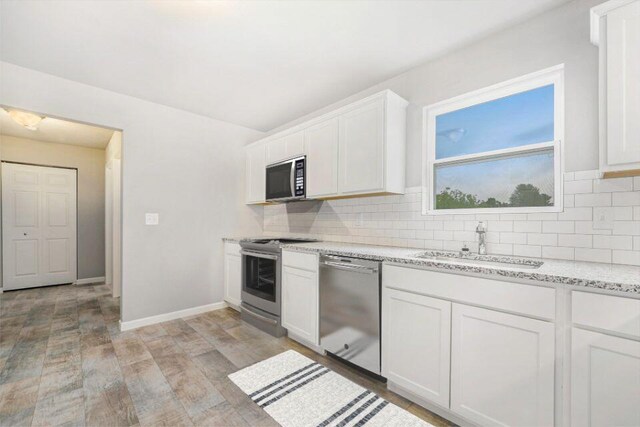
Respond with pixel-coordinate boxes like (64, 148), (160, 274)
(240, 250), (279, 260)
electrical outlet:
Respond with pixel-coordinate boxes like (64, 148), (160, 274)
(593, 207), (613, 230)
(145, 213), (159, 225)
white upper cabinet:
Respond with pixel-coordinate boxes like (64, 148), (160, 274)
(245, 142), (266, 204)
(305, 118), (339, 198)
(266, 130), (305, 165)
(592, 0), (640, 174)
(339, 98), (385, 194)
(245, 90), (408, 204)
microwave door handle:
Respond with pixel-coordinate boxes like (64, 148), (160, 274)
(290, 162), (295, 195)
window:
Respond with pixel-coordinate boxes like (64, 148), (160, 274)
(423, 65), (563, 214)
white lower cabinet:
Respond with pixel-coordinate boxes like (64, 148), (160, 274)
(450, 304), (555, 427)
(281, 251), (319, 346)
(571, 328), (640, 427)
(382, 289), (451, 408)
(223, 242), (242, 308)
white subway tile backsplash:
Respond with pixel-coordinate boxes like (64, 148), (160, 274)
(513, 244), (542, 258)
(558, 207), (592, 221)
(558, 234), (592, 248)
(575, 248), (612, 263)
(542, 221), (575, 234)
(565, 180), (593, 194)
(513, 221), (542, 233)
(264, 170), (640, 265)
(575, 193), (612, 207)
(542, 246), (574, 260)
(612, 250), (640, 266)
(500, 232), (528, 244)
(574, 170), (600, 180)
(612, 191), (640, 207)
(593, 177), (633, 193)
(528, 233), (558, 246)
(593, 235), (634, 250)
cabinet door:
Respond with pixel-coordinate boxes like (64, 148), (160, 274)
(606, 1), (640, 166)
(267, 131), (305, 165)
(571, 328), (640, 427)
(338, 99), (385, 194)
(305, 118), (339, 198)
(383, 289), (451, 408)
(282, 266), (318, 345)
(224, 252), (242, 308)
(450, 304), (554, 427)
(245, 144), (265, 204)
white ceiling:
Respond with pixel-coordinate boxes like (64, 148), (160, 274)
(0, 108), (115, 149)
(0, 0), (570, 132)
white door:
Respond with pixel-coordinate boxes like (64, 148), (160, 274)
(606, 1), (640, 167)
(571, 328), (640, 427)
(305, 118), (339, 198)
(266, 131), (305, 165)
(223, 242), (242, 308)
(282, 266), (318, 345)
(245, 143), (266, 204)
(382, 288), (451, 408)
(338, 98), (385, 194)
(450, 303), (555, 427)
(2, 162), (77, 290)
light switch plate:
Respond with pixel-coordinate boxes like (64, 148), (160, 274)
(145, 213), (159, 225)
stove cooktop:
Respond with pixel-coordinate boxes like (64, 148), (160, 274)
(241, 237), (318, 245)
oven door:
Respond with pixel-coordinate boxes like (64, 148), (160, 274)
(241, 250), (281, 315)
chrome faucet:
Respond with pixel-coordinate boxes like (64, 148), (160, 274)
(476, 221), (487, 255)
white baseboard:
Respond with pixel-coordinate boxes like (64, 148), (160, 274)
(119, 301), (228, 331)
(75, 276), (106, 285)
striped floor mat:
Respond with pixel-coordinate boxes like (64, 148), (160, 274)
(228, 350), (433, 427)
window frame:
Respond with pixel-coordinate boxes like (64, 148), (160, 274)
(422, 64), (565, 215)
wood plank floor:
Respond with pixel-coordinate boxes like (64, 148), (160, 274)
(0, 283), (451, 426)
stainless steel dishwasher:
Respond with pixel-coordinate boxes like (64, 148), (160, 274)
(319, 254), (382, 378)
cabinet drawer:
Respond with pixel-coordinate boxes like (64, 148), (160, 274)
(282, 250), (318, 272)
(224, 242), (241, 255)
(572, 291), (640, 338)
(383, 264), (555, 320)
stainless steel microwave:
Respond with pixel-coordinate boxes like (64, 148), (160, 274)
(265, 156), (306, 202)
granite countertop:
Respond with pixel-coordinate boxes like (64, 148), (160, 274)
(280, 241), (640, 295)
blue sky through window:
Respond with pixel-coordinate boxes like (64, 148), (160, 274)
(435, 84), (554, 159)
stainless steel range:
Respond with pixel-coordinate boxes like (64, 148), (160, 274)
(239, 238), (317, 337)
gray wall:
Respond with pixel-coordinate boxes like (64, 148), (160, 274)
(0, 135), (106, 282)
(269, 0), (601, 185)
(0, 61), (264, 323)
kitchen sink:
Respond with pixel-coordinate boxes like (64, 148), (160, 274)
(416, 251), (543, 269)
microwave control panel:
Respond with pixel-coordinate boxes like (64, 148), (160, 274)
(294, 158), (305, 197)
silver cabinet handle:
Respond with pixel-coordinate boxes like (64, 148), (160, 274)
(242, 306), (278, 325)
(321, 261), (378, 274)
(240, 250), (279, 260)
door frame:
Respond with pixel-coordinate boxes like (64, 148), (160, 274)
(0, 160), (79, 289)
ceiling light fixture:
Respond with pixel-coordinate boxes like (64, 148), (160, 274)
(3, 108), (45, 130)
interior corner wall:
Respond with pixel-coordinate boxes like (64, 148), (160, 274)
(268, 0), (602, 186)
(0, 135), (107, 284)
(0, 61), (264, 321)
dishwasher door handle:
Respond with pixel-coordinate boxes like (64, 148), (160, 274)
(320, 261), (378, 274)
